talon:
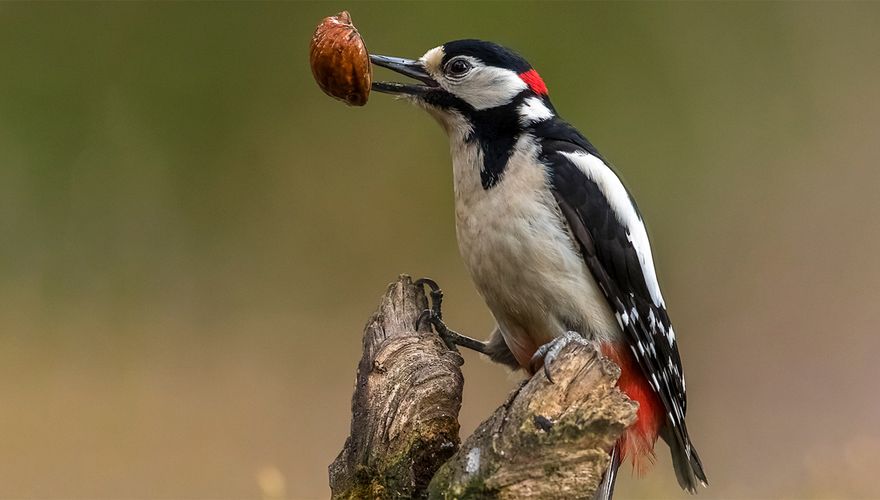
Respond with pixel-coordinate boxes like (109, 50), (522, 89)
(412, 279), (490, 356)
(415, 307), (457, 351)
(530, 343), (550, 375)
(415, 308), (434, 331)
(530, 331), (589, 383)
(544, 361), (556, 384)
(415, 277), (444, 320)
(414, 277), (440, 293)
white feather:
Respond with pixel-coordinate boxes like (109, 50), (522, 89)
(518, 97), (554, 126)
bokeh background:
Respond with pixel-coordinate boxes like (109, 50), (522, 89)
(2, 1), (879, 498)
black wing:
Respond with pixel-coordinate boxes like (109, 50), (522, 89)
(534, 118), (707, 490)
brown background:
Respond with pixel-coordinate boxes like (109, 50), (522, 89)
(1, 2), (878, 498)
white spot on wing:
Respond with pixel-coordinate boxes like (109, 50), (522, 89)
(559, 151), (667, 308)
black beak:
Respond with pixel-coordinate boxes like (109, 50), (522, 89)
(370, 55), (439, 96)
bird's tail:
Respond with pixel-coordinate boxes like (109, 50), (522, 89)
(661, 426), (708, 493)
(594, 444), (621, 500)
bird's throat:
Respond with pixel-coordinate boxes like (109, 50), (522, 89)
(465, 102), (525, 190)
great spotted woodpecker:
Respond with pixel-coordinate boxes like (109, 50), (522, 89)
(370, 40), (708, 498)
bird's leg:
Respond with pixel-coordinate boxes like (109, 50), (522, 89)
(529, 331), (590, 384)
(415, 278), (491, 355)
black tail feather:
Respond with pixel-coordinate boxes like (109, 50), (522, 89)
(661, 426), (708, 493)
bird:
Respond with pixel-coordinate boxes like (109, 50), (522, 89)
(369, 39), (708, 499)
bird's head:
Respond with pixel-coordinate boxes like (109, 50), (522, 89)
(371, 40), (555, 135)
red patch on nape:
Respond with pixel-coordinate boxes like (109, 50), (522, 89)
(519, 69), (548, 95)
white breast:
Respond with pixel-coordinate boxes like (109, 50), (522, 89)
(449, 133), (620, 366)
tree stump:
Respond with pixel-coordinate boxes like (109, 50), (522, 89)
(329, 276), (465, 498)
(329, 275), (637, 499)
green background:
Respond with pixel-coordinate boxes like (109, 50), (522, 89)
(2, 1), (879, 498)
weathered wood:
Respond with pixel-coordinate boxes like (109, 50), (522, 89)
(329, 275), (465, 499)
(330, 275), (637, 499)
(428, 343), (637, 499)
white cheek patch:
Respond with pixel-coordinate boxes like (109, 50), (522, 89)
(418, 49), (528, 111)
(448, 65), (527, 110)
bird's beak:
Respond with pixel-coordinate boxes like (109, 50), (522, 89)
(370, 55), (439, 96)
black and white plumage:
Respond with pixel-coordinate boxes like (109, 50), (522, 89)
(370, 39), (707, 497)
(540, 119), (707, 490)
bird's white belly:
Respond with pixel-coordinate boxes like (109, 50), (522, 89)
(451, 138), (619, 366)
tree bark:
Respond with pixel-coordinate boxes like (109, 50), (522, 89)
(329, 275), (465, 498)
(329, 275), (637, 499)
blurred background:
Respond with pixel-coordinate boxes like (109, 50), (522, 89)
(2, 2), (879, 498)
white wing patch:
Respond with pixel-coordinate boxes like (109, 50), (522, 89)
(559, 151), (667, 308)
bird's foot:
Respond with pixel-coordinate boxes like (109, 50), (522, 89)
(530, 331), (589, 383)
(415, 277), (490, 354)
(415, 277), (444, 320)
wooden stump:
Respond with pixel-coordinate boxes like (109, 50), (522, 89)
(329, 276), (464, 498)
(330, 276), (637, 499)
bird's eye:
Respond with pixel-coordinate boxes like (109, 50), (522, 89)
(446, 59), (471, 77)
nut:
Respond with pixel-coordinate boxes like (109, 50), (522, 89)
(309, 11), (371, 106)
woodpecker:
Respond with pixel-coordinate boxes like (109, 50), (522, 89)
(369, 40), (708, 498)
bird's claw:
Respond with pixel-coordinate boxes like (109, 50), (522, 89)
(413, 277), (442, 331)
(415, 308), (433, 331)
(530, 331), (589, 384)
(414, 277), (456, 350)
(415, 277), (443, 320)
(417, 308), (458, 351)
(414, 277), (490, 355)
